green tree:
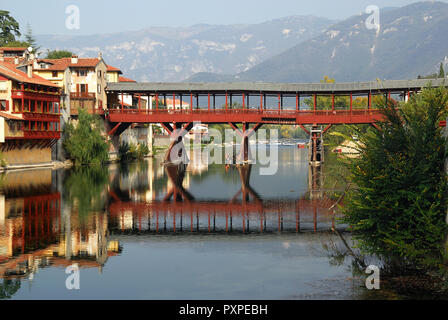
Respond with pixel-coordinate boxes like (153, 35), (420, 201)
(2, 40), (28, 47)
(24, 23), (40, 53)
(439, 63), (445, 78)
(0, 11), (21, 46)
(341, 85), (448, 270)
(46, 50), (74, 59)
(63, 109), (110, 165)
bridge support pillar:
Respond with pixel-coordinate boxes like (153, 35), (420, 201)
(105, 120), (132, 161)
(147, 95), (153, 156)
(164, 122), (193, 165)
(238, 123), (250, 164)
(228, 122), (262, 164)
(309, 125), (324, 166)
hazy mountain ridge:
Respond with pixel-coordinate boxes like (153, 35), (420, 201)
(36, 15), (335, 82)
(188, 1), (448, 83)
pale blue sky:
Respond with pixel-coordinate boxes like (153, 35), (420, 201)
(0, 0), (445, 35)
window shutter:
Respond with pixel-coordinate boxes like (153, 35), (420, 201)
(76, 84), (80, 93)
(5, 100), (9, 111)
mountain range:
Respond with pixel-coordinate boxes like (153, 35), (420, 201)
(36, 16), (334, 82)
(188, 1), (448, 82)
(36, 1), (448, 83)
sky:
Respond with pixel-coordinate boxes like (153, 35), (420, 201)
(0, 0), (446, 36)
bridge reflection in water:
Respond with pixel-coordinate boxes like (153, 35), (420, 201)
(107, 162), (338, 235)
(0, 153), (340, 281)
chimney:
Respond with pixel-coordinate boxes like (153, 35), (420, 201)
(28, 53), (35, 78)
(14, 57), (19, 65)
(71, 55), (78, 64)
(27, 62), (33, 78)
(98, 52), (102, 60)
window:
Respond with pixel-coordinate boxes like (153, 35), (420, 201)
(52, 71), (58, 78)
(79, 84), (88, 92)
(0, 100), (8, 111)
(97, 84), (101, 94)
(98, 70), (102, 78)
(77, 69), (87, 77)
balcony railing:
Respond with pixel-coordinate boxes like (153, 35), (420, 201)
(23, 130), (61, 140)
(70, 92), (96, 99)
(11, 90), (60, 102)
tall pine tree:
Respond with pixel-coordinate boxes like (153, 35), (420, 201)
(439, 63), (445, 78)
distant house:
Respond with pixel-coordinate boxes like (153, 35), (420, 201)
(106, 65), (122, 82)
(0, 47), (27, 58)
(165, 97), (190, 110)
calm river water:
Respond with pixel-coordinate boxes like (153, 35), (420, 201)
(0, 145), (399, 299)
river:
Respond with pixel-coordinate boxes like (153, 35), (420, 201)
(0, 144), (401, 299)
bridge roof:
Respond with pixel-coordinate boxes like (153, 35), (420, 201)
(106, 78), (447, 95)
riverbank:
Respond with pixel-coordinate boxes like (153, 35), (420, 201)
(0, 160), (73, 172)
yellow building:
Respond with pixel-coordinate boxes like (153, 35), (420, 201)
(106, 65), (122, 83)
(34, 53), (108, 115)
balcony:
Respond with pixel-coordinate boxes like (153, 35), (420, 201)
(70, 92), (96, 99)
(11, 90), (60, 102)
(23, 130), (61, 140)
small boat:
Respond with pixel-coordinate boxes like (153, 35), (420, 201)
(297, 143), (306, 149)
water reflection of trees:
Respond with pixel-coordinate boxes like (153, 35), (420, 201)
(63, 165), (109, 219)
(0, 279), (20, 299)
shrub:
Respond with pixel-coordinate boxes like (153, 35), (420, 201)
(341, 85), (448, 270)
(118, 142), (149, 161)
(63, 108), (109, 165)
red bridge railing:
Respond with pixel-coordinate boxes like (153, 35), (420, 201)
(105, 107), (384, 125)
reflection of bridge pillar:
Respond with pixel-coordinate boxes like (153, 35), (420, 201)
(235, 164), (261, 204)
(308, 164), (324, 200)
(163, 162), (194, 202)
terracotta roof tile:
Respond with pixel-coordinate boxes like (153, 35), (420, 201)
(119, 76), (136, 82)
(0, 61), (59, 87)
(36, 57), (103, 71)
(107, 65), (122, 74)
(0, 47), (27, 52)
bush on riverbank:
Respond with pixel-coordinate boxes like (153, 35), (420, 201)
(341, 85), (448, 272)
(63, 109), (109, 165)
(118, 142), (149, 161)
